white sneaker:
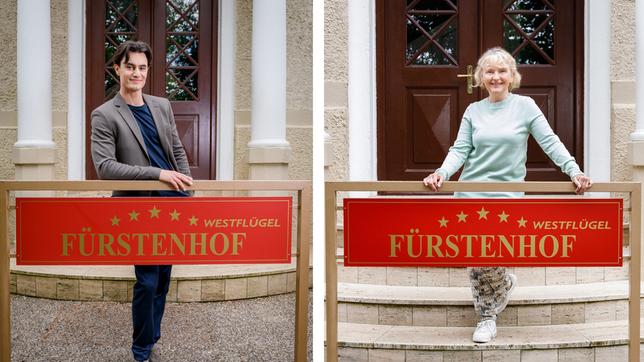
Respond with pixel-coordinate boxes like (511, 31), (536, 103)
(498, 273), (517, 313)
(472, 319), (497, 343)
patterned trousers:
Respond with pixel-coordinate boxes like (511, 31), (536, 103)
(468, 267), (514, 320)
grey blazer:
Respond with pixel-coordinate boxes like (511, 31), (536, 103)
(91, 93), (192, 194)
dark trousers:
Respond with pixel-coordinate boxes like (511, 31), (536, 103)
(131, 265), (172, 361)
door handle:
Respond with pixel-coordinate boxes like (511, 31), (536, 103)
(457, 65), (473, 94)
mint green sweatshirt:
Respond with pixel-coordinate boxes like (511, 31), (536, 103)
(435, 93), (583, 197)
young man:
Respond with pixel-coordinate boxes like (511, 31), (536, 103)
(90, 40), (193, 362)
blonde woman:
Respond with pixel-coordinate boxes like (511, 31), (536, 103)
(423, 47), (592, 343)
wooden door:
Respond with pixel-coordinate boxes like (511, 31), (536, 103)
(377, 0), (584, 181)
(86, 0), (217, 180)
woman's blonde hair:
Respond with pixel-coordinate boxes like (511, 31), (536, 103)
(473, 47), (522, 91)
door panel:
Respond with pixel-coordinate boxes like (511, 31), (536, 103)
(409, 89), (458, 166)
(86, 0), (217, 180)
(378, 0), (584, 182)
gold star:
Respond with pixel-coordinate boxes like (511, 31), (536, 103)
(170, 209), (180, 221)
(110, 216), (120, 226)
(517, 217), (527, 228)
(498, 211), (509, 222)
(438, 217), (449, 228)
(148, 206), (160, 218)
(456, 211), (468, 223)
(477, 207), (490, 220)
(189, 216), (198, 226)
(128, 210), (139, 221)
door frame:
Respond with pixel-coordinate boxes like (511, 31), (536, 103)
(350, 0), (610, 182)
(67, 0), (235, 180)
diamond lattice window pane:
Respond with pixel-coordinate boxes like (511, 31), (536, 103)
(406, 14), (456, 65)
(503, 0), (555, 64)
(509, 13), (549, 36)
(166, 68), (199, 101)
(166, 0), (199, 32)
(165, 0), (200, 101)
(104, 0), (138, 100)
(515, 43), (548, 64)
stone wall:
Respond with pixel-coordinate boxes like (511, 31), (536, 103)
(611, 0), (636, 182)
(324, 0), (348, 181)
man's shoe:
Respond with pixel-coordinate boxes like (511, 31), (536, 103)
(472, 319), (497, 343)
(498, 273), (517, 313)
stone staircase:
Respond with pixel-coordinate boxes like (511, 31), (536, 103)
(334, 224), (643, 361)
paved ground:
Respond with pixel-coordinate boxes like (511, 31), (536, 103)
(10, 293), (312, 361)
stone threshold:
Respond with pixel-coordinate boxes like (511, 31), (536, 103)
(338, 280), (643, 306)
(10, 257), (311, 302)
(11, 257), (298, 280)
(337, 319), (644, 350)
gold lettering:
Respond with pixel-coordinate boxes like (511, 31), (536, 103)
(117, 233), (131, 256)
(189, 233), (208, 256)
(170, 233), (185, 255)
(98, 233), (116, 256)
(426, 235), (443, 258)
(78, 232), (94, 256)
(406, 230), (423, 258)
(209, 233), (230, 256)
(461, 235), (477, 257)
(445, 235), (459, 258)
(539, 234), (559, 258)
(152, 233), (168, 256)
(498, 235), (514, 257)
(61, 233), (76, 256)
(561, 234), (575, 257)
(232, 232), (245, 255)
(480, 235), (496, 257)
(389, 234), (403, 257)
(132, 233), (147, 256)
(518, 234), (537, 257)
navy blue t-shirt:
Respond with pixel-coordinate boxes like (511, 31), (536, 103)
(129, 103), (187, 197)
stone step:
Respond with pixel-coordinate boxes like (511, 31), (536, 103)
(10, 257), (310, 302)
(337, 248), (631, 286)
(336, 320), (644, 361)
(338, 281), (643, 327)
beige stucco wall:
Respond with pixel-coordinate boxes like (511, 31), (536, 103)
(611, 0), (636, 183)
(235, 0), (313, 180)
(0, 0), (68, 180)
(324, 0), (348, 181)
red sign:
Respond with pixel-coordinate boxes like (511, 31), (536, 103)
(343, 198), (623, 267)
(16, 197), (292, 265)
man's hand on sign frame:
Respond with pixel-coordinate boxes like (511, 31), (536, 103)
(159, 170), (193, 191)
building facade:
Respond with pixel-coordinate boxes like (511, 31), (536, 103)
(0, 0), (312, 183)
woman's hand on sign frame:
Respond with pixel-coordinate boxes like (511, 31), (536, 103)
(423, 172), (444, 192)
(572, 174), (593, 194)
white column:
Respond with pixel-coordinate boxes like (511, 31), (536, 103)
(217, 0), (236, 180)
(247, 0), (291, 180)
(631, 0), (644, 163)
(585, 0), (611, 183)
(67, 0), (84, 180)
(14, 0), (56, 180)
(634, 0), (644, 140)
(348, 0), (377, 181)
(631, 0), (644, 281)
